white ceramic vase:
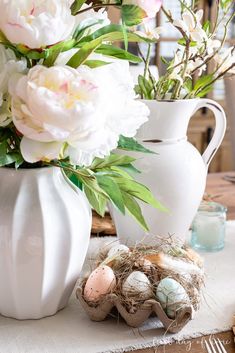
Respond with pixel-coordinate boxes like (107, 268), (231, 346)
(110, 99), (226, 246)
(0, 167), (91, 320)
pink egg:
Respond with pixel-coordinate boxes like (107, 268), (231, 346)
(84, 265), (116, 302)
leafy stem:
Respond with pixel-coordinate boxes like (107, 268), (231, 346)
(144, 44), (151, 79)
(196, 62), (235, 97)
(44, 153), (166, 231)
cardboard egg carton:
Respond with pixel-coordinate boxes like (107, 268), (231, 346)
(76, 286), (193, 333)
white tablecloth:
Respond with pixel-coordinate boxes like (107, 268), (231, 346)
(0, 222), (235, 353)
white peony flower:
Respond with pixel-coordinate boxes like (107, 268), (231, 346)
(0, 0), (75, 49)
(9, 62), (149, 166)
(173, 9), (207, 44)
(0, 44), (27, 126)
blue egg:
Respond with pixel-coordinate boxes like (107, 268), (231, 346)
(156, 278), (190, 318)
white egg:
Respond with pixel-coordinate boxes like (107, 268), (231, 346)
(122, 271), (153, 300)
(156, 278), (190, 319)
(107, 244), (130, 258)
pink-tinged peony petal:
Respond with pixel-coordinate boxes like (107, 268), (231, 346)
(20, 137), (63, 163)
(59, 82), (69, 93)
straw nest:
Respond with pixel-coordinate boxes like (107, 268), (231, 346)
(80, 236), (205, 315)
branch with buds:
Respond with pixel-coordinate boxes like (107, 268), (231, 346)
(135, 0), (235, 100)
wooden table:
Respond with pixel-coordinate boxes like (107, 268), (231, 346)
(205, 172), (235, 220)
(92, 172), (235, 352)
(136, 172), (235, 353)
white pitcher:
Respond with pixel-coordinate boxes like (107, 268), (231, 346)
(110, 99), (226, 246)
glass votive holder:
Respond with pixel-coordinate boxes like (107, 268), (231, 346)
(190, 201), (227, 252)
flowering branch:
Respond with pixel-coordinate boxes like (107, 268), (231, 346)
(138, 0), (235, 100)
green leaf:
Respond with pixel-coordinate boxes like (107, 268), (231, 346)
(78, 24), (155, 45)
(184, 78), (193, 93)
(178, 38), (197, 47)
(83, 185), (107, 217)
(196, 85), (213, 97)
(114, 164), (141, 176)
(96, 44), (142, 63)
(194, 74), (213, 91)
(121, 5), (147, 27)
(79, 174), (108, 197)
(161, 56), (169, 65)
(15, 155), (24, 169)
(122, 22), (128, 51)
(220, 0), (233, 10)
(84, 59), (110, 68)
(91, 154), (136, 170)
(118, 136), (156, 154)
(0, 141), (8, 155)
(136, 75), (156, 100)
(65, 170), (83, 190)
(122, 191), (149, 231)
(0, 152), (23, 167)
(96, 175), (125, 214)
(203, 20), (211, 34)
(44, 39), (76, 67)
(115, 178), (167, 212)
(70, 0), (87, 15)
(73, 21), (104, 41)
(0, 31), (8, 44)
(16, 44), (49, 60)
(94, 163), (141, 180)
(67, 37), (103, 68)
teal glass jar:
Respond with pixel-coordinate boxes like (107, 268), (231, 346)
(190, 201), (227, 252)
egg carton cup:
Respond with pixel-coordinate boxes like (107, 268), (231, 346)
(76, 286), (193, 334)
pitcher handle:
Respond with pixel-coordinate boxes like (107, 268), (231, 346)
(192, 99), (227, 167)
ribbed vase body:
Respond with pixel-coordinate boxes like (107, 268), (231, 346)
(0, 167), (91, 320)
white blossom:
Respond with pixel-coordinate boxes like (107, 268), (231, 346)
(173, 9), (207, 44)
(206, 38), (221, 56)
(135, 24), (162, 40)
(214, 47), (235, 75)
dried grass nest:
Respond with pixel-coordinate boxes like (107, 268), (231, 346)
(78, 236), (205, 317)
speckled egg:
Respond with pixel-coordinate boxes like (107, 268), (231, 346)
(107, 244), (130, 258)
(122, 271), (153, 300)
(84, 265), (116, 302)
(156, 278), (190, 319)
